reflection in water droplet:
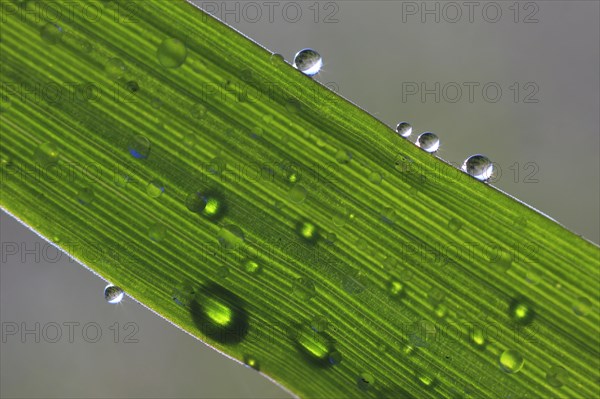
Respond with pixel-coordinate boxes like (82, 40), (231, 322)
(40, 22), (63, 44)
(572, 297), (591, 316)
(127, 135), (150, 159)
(293, 48), (322, 76)
(288, 185), (307, 204)
(546, 366), (569, 388)
(104, 284), (124, 304)
(292, 277), (316, 301)
(499, 349), (524, 374)
(217, 225), (244, 250)
(462, 154), (494, 181)
(190, 283), (248, 344)
(416, 132), (440, 153)
(104, 58), (126, 80)
(148, 222), (168, 242)
(76, 186), (95, 205)
(448, 217), (463, 233)
(157, 38), (188, 68)
(357, 372), (374, 391)
(509, 297), (535, 325)
(396, 122), (412, 138)
(146, 180), (165, 198)
(296, 220), (319, 243)
(243, 259), (262, 275)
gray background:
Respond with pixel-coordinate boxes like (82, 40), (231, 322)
(1, 1), (598, 398)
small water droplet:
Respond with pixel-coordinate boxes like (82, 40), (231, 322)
(288, 184), (307, 204)
(387, 279), (405, 298)
(104, 284), (124, 304)
(434, 304), (448, 318)
(201, 191), (226, 221)
(270, 53), (285, 65)
(335, 149), (352, 164)
(546, 366), (569, 388)
(357, 372), (374, 391)
(40, 22), (63, 44)
(125, 80), (139, 92)
(396, 122), (412, 138)
(416, 371), (438, 389)
(293, 48), (322, 76)
(509, 297), (535, 325)
(216, 265), (230, 279)
(127, 135), (150, 159)
(332, 208), (352, 227)
(368, 171), (382, 185)
(157, 38), (187, 68)
(76, 186), (95, 205)
(34, 142), (60, 166)
(416, 132), (440, 153)
(185, 191), (207, 213)
(172, 282), (196, 307)
(572, 297), (591, 316)
(292, 277), (316, 301)
(146, 180), (165, 198)
(342, 270), (367, 295)
(462, 155), (494, 181)
(310, 315), (329, 333)
(79, 40), (93, 53)
(323, 232), (337, 244)
(192, 103), (208, 119)
(296, 220), (319, 243)
(380, 207), (398, 224)
(148, 222), (168, 242)
(448, 217), (463, 233)
(293, 323), (337, 366)
(244, 354), (260, 370)
(499, 349), (524, 374)
(285, 98), (301, 114)
(150, 97), (163, 109)
(217, 225), (244, 250)
(470, 326), (487, 348)
(243, 258), (262, 275)
(525, 269), (541, 285)
(328, 351), (342, 365)
(105, 58), (126, 80)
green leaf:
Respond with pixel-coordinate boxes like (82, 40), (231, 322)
(1, 0), (598, 398)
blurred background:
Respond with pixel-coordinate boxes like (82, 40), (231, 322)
(1, 1), (598, 398)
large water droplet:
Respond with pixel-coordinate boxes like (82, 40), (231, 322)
(146, 180), (165, 198)
(462, 154), (494, 181)
(546, 366), (569, 388)
(396, 122), (412, 138)
(157, 38), (187, 68)
(104, 284), (124, 304)
(357, 372), (375, 391)
(509, 297), (535, 325)
(292, 277), (316, 301)
(40, 22), (63, 44)
(127, 135), (150, 159)
(499, 349), (524, 374)
(190, 283), (248, 344)
(293, 48), (322, 76)
(572, 297), (591, 316)
(104, 58), (126, 80)
(416, 132), (440, 153)
(217, 225), (244, 250)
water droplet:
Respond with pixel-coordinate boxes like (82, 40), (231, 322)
(79, 40), (93, 53)
(434, 304), (448, 318)
(462, 155), (494, 181)
(394, 153), (414, 173)
(328, 351), (343, 365)
(296, 220), (319, 243)
(146, 180), (165, 198)
(380, 207), (398, 224)
(332, 208), (353, 227)
(388, 279), (405, 298)
(288, 184), (307, 204)
(125, 80), (139, 92)
(293, 48), (322, 76)
(201, 191), (226, 221)
(368, 171), (382, 185)
(292, 277), (316, 301)
(416, 132), (440, 153)
(209, 156), (227, 175)
(499, 349), (524, 374)
(448, 217), (463, 233)
(127, 135), (150, 159)
(185, 191), (207, 213)
(34, 142), (60, 166)
(172, 282), (196, 307)
(190, 283), (248, 344)
(470, 326), (487, 348)
(243, 259), (262, 275)
(310, 315), (329, 333)
(217, 225), (244, 250)
(270, 53), (285, 65)
(323, 232), (337, 244)
(342, 270), (367, 295)
(216, 265), (230, 279)
(285, 98), (301, 114)
(157, 38), (188, 68)
(192, 103), (208, 119)
(357, 372), (374, 391)
(572, 297), (591, 316)
(546, 366), (569, 388)
(104, 284), (124, 304)
(150, 97), (163, 109)
(76, 186), (95, 205)
(293, 323), (337, 366)
(243, 355), (260, 370)
(416, 371), (438, 389)
(105, 58), (126, 80)
(335, 149), (352, 164)
(40, 22), (63, 44)
(148, 222), (168, 242)
(525, 269), (541, 285)
(509, 297), (535, 325)
(396, 122), (412, 138)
